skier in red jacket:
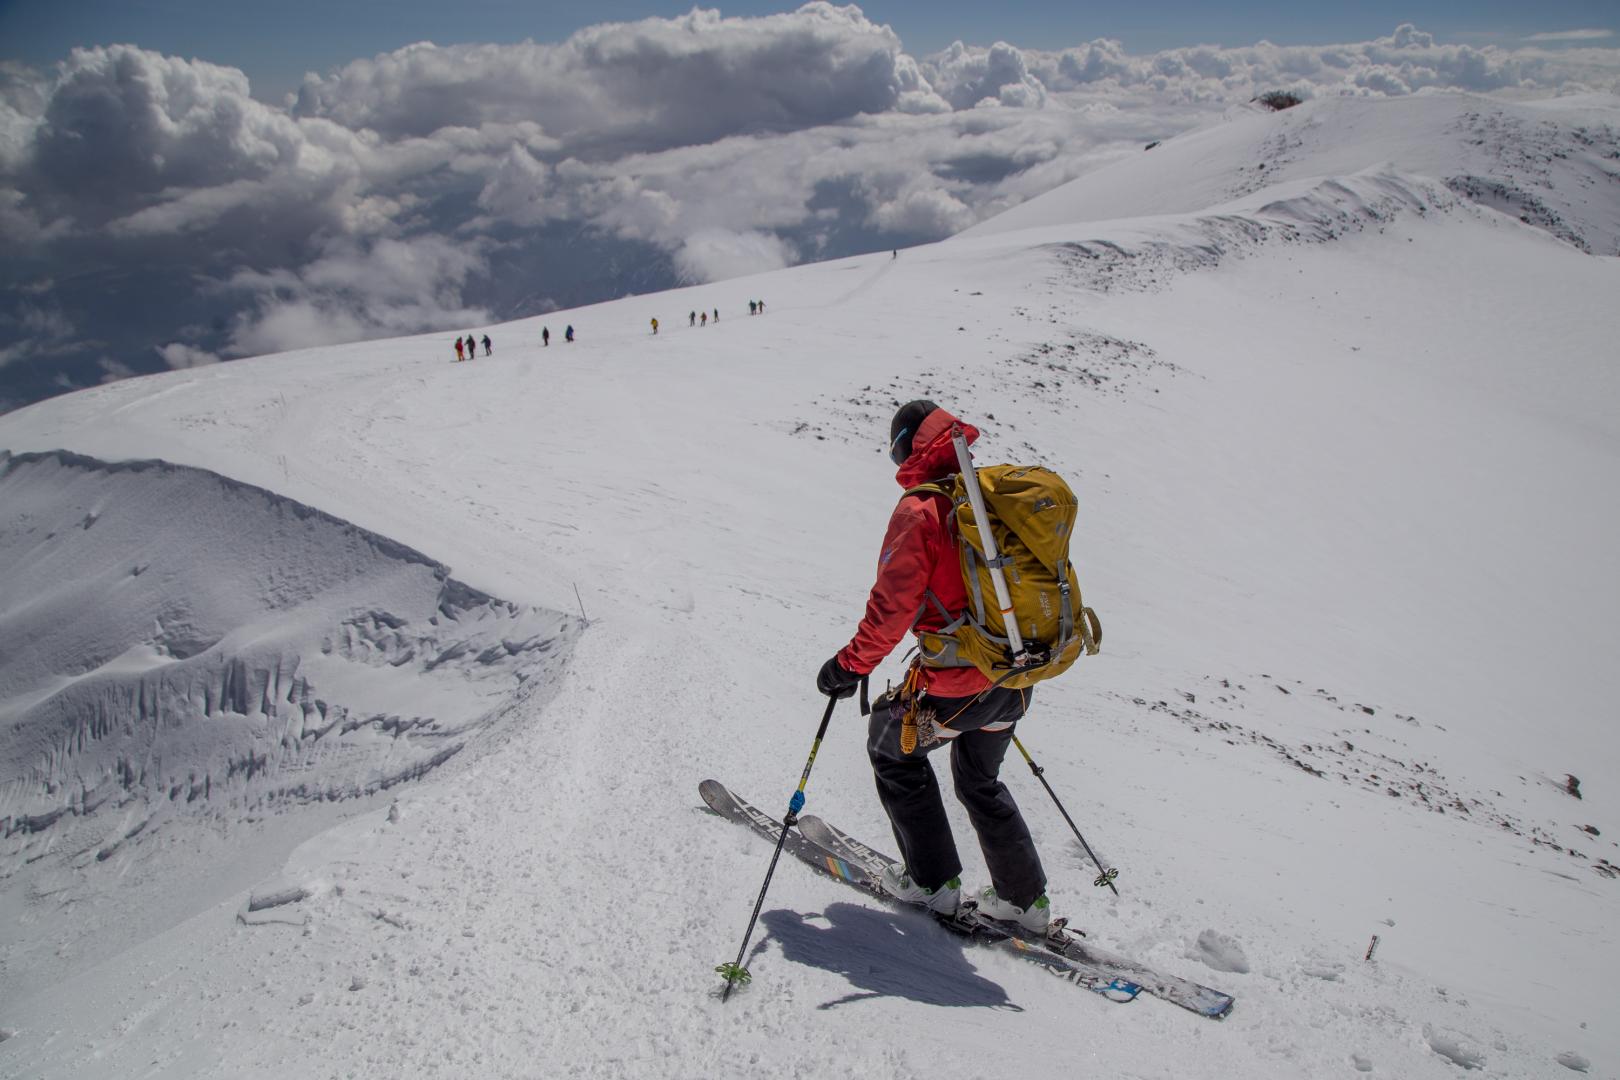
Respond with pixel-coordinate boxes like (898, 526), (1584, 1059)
(816, 400), (1050, 930)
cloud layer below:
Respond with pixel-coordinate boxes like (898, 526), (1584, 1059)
(3, 6), (1618, 410)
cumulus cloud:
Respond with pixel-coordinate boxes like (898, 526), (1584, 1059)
(19, 45), (359, 235)
(865, 175), (977, 235)
(2, 9), (1618, 413)
(222, 235), (492, 356)
(675, 229), (795, 282)
(929, 40), (1050, 109)
(1526, 29), (1614, 43)
(1013, 22), (1620, 101)
(0, 301), (75, 369)
(156, 342), (221, 369)
(291, 4), (916, 152)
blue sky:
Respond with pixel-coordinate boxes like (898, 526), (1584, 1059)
(2, 0), (1616, 101)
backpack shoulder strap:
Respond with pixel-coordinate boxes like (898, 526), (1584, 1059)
(901, 482), (951, 501)
(899, 482), (966, 633)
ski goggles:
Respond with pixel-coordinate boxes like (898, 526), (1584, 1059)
(888, 427), (911, 466)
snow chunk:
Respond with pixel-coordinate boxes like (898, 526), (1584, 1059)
(247, 884), (312, 912)
(1556, 1051), (1591, 1072)
(1424, 1025), (1487, 1071)
(1189, 928), (1251, 973)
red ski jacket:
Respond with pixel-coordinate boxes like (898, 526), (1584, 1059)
(835, 407), (991, 699)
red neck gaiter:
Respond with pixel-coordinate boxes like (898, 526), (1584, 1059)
(895, 407), (979, 487)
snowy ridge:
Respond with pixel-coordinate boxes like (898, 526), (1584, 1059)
(1016, 169), (1466, 295)
(0, 450), (578, 851)
(961, 92), (1620, 256)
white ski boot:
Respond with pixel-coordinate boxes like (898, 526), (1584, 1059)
(977, 887), (1051, 933)
(879, 863), (961, 916)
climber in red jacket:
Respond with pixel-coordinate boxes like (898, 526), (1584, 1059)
(815, 400), (1051, 932)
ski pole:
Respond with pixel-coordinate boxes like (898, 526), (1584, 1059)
(716, 694), (839, 999)
(1011, 735), (1120, 896)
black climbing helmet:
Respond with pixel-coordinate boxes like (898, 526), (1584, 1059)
(888, 399), (938, 465)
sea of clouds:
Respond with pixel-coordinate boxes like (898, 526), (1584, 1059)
(2, 3), (1616, 411)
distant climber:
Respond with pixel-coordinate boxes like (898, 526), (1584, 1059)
(565, 325), (575, 343)
(713, 308), (719, 323)
(749, 301), (757, 315)
(542, 326), (550, 346)
(651, 317), (659, 335)
(482, 334), (492, 356)
(701, 312), (707, 326)
(454, 338), (465, 362)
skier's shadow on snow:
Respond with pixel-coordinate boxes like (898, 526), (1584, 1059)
(760, 902), (1022, 1011)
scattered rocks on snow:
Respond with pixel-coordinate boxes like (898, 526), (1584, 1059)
(1133, 677), (1607, 876)
(1565, 775), (1582, 800)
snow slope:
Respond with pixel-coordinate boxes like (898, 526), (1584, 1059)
(962, 92), (1620, 257)
(0, 90), (1617, 1078)
(0, 450), (578, 995)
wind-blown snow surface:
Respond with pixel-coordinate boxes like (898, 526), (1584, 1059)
(0, 450), (578, 998)
(0, 90), (1617, 1078)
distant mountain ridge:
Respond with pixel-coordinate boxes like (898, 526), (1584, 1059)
(961, 92), (1620, 256)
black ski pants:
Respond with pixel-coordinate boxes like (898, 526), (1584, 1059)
(867, 685), (1046, 908)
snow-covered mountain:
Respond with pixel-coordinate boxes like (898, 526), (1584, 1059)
(1, 90), (1617, 1078)
(963, 92), (1620, 256)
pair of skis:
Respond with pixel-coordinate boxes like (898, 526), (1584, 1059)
(701, 780), (1233, 1018)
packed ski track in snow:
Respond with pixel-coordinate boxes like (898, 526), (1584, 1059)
(1, 92), (1618, 1078)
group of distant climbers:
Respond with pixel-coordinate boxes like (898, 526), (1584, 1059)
(456, 299), (765, 357)
(453, 333), (492, 361)
(656, 301), (766, 334)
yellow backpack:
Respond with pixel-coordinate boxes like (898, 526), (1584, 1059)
(908, 464), (1100, 690)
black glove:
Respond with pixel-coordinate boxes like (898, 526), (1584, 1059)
(816, 656), (863, 699)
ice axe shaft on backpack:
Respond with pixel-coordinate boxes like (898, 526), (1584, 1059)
(949, 424), (1029, 663)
